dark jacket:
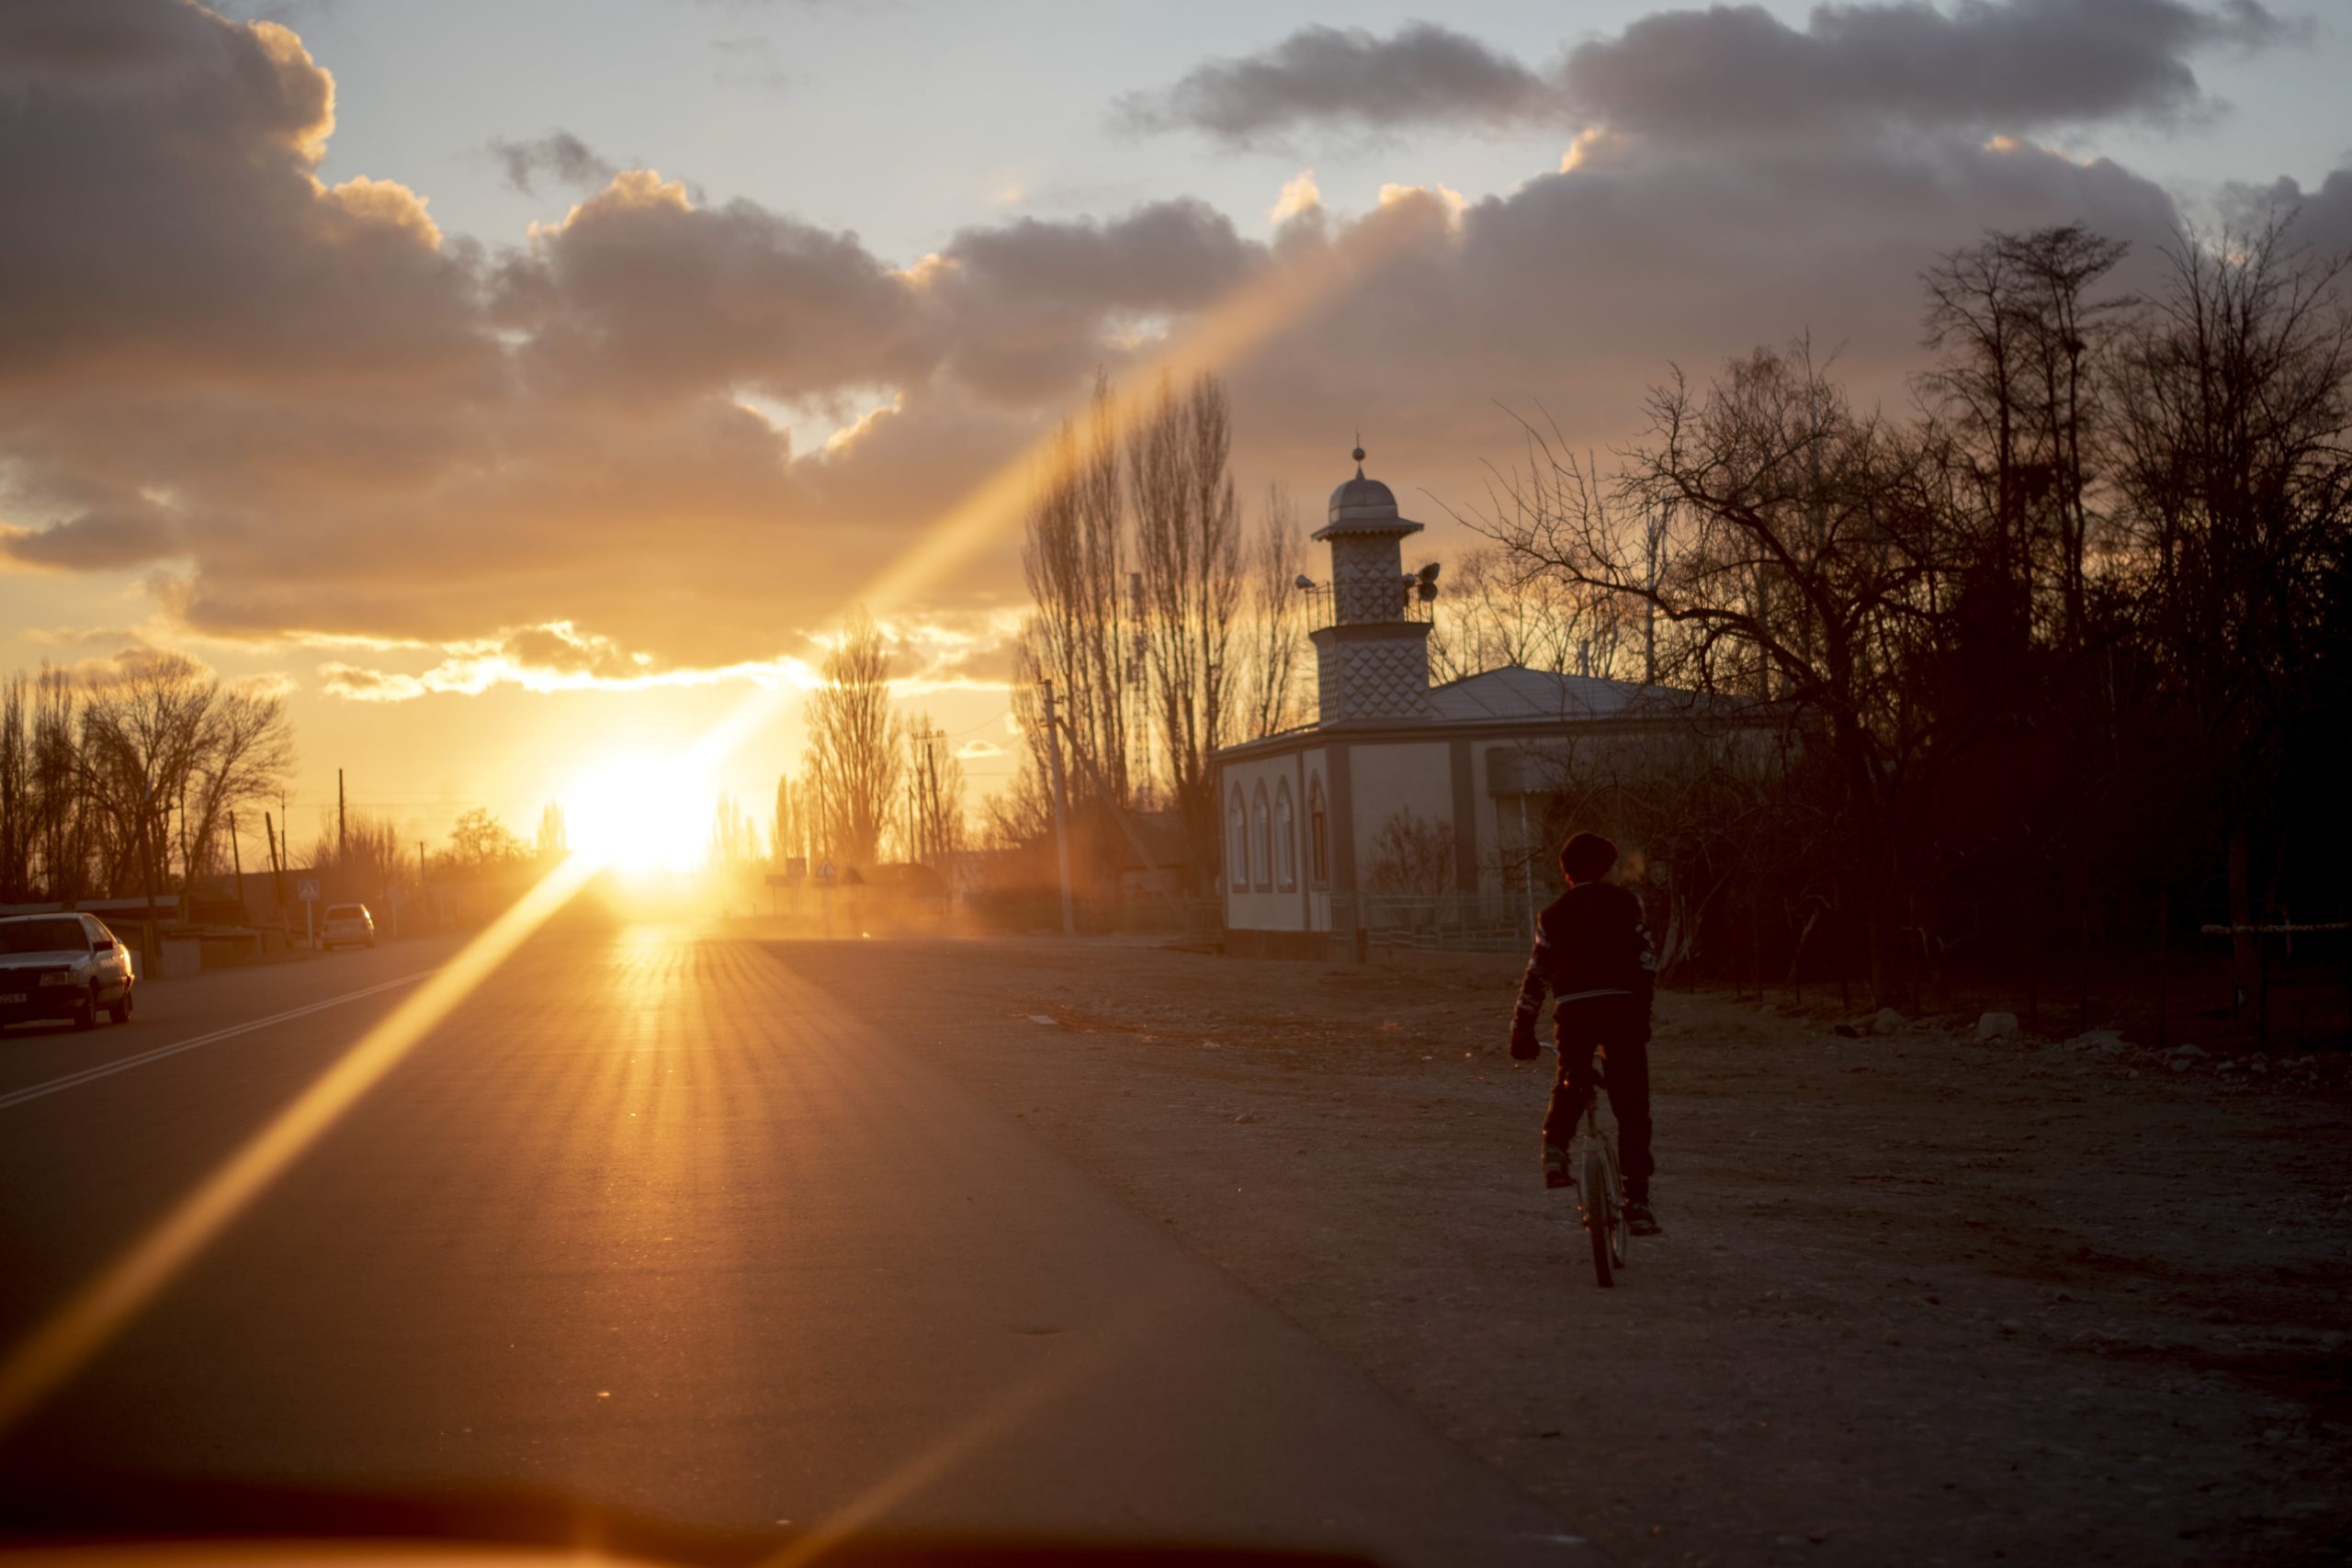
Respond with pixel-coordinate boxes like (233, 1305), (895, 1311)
(1510, 882), (1657, 1055)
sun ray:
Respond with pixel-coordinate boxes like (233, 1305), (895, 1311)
(0, 853), (598, 1434)
(0, 201), (1423, 1439)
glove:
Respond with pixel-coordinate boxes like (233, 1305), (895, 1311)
(1509, 1026), (1539, 1061)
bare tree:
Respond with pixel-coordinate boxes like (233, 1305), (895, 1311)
(2106, 213), (2352, 987)
(707, 794), (763, 867)
(1131, 369), (1242, 863)
(443, 807), (526, 873)
(1920, 224), (2130, 650)
(178, 682), (296, 884)
(902, 715), (966, 864)
(803, 606), (904, 867)
(1364, 807), (1455, 896)
(1235, 483), (1309, 738)
(0, 674), (27, 901)
(978, 750), (1052, 852)
(1016, 371), (1133, 810)
(772, 773), (809, 868)
(76, 650), (292, 898)
(311, 810), (413, 901)
(1425, 542), (1638, 682)
(1477, 343), (1941, 1001)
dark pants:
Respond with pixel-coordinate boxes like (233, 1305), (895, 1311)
(1542, 998), (1654, 1198)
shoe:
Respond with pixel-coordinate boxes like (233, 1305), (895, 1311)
(1624, 1198), (1661, 1236)
(1541, 1144), (1570, 1190)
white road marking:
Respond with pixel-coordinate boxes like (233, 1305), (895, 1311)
(0, 970), (440, 1112)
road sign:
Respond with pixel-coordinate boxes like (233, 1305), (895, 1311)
(297, 878), (320, 902)
(786, 857), (808, 882)
(817, 861), (837, 882)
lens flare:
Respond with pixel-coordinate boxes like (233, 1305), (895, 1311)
(0, 198), (1428, 1440)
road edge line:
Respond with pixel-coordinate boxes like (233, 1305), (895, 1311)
(0, 970), (441, 1112)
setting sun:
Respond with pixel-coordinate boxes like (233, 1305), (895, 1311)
(561, 755), (715, 873)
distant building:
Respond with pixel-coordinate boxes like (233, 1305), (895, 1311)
(1212, 449), (1709, 959)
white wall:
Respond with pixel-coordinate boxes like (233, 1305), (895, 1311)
(1345, 740), (1452, 887)
(1220, 750), (1311, 932)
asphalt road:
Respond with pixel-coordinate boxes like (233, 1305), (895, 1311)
(0, 922), (1585, 1565)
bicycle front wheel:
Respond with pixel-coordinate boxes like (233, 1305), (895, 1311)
(1583, 1148), (1614, 1288)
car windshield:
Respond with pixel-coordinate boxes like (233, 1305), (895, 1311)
(326, 906), (366, 919)
(0, 919), (86, 953)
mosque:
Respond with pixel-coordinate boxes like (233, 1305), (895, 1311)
(1213, 449), (1695, 959)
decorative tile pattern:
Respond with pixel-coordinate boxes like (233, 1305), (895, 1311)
(1317, 635), (1433, 724)
(1331, 536), (1408, 625)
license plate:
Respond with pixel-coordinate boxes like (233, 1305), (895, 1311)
(0, 993), (23, 1004)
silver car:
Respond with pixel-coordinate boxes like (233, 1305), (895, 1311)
(0, 913), (136, 1032)
(322, 902), (377, 949)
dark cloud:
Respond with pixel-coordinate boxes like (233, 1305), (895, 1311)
(0, 505), (179, 571)
(1122, 2), (2294, 148)
(933, 200), (1261, 400)
(0, 0), (484, 390)
(1114, 21), (1556, 146)
(2219, 165), (2352, 256)
(0, 0), (2319, 700)
(486, 130), (618, 195)
(1562, 0), (2295, 142)
(492, 171), (932, 404)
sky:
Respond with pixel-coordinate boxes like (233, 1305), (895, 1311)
(2, 0), (2347, 862)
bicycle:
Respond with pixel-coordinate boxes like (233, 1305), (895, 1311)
(1542, 1041), (1630, 1288)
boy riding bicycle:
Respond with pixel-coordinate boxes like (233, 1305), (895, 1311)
(1510, 831), (1661, 1235)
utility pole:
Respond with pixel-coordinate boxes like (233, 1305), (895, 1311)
(264, 811), (286, 908)
(136, 781), (161, 976)
(228, 809), (244, 917)
(1041, 680), (1076, 936)
(337, 768), (347, 866)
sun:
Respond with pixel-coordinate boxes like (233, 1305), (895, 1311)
(561, 754), (715, 874)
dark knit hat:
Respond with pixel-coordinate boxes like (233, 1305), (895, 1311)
(1559, 831), (1618, 885)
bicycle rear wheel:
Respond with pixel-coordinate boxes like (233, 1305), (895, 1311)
(1583, 1147), (1614, 1288)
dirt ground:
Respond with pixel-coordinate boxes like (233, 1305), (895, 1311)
(763, 931), (2351, 1567)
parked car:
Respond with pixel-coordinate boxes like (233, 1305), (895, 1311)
(0, 912), (135, 1031)
(322, 903), (377, 950)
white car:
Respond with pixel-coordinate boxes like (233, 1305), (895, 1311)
(0, 913), (136, 1031)
(321, 902), (377, 949)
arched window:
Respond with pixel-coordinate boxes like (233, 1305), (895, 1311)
(1250, 785), (1273, 892)
(1307, 774), (1329, 886)
(1274, 782), (1297, 891)
(1227, 789), (1249, 895)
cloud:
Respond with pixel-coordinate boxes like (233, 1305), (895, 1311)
(1115, 21), (1557, 147)
(1560, 0), (2295, 143)
(1, 505), (179, 570)
(0, 0), (2312, 710)
(0, 0), (482, 389)
(1121, 3), (2295, 149)
(316, 663), (427, 703)
(486, 130), (617, 195)
(316, 621), (820, 703)
(1269, 169), (1322, 226)
(66, 643), (211, 692)
(930, 199), (1261, 400)
(494, 169), (932, 403)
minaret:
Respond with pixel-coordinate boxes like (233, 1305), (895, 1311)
(1310, 446), (1433, 725)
